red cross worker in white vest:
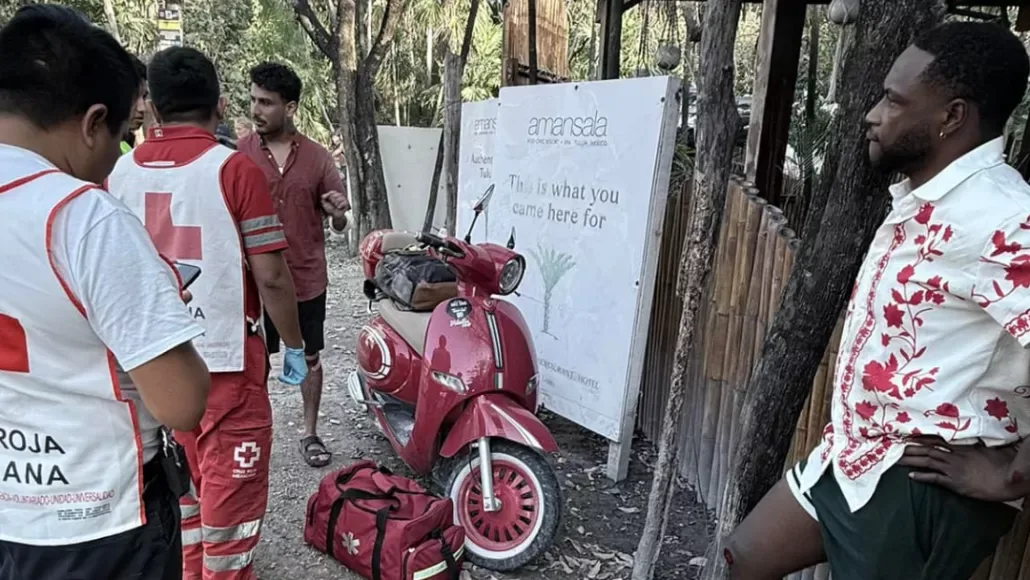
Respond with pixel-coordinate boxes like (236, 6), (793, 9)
(105, 46), (309, 580)
(0, 5), (211, 580)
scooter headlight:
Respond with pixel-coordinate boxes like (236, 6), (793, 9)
(498, 256), (525, 295)
(432, 371), (468, 395)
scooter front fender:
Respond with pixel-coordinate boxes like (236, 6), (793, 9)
(440, 393), (558, 457)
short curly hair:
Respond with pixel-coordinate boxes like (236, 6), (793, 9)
(249, 62), (302, 104)
(914, 21), (1029, 136)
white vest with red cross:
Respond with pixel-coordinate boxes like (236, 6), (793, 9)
(107, 144), (246, 372)
(0, 167), (145, 546)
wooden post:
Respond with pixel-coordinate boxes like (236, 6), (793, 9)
(599, 0), (623, 79)
(528, 0), (539, 83)
(742, 0), (806, 207)
(701, 2), (946, 578)
(632, 0), (743, 577)
(442, 51), (461, 236)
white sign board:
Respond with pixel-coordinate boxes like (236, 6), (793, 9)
(377, 126), (447, 232)
(456, 99), (498, 240)
(487, 77), (679, 480)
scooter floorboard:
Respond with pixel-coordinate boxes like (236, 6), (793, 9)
(370, 390), (416, 447)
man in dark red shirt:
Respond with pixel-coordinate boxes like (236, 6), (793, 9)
(239, 61), (349, 468)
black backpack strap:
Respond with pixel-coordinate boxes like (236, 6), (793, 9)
(431, 529), (460, 580)
(371, 508), (391, 580)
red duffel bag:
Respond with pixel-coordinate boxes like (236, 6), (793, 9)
(304, 460), (465, 580)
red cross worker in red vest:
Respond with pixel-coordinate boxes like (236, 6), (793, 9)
(106, 46), (309, 580)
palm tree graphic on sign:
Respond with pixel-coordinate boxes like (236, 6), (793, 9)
(528, 243), (576, 337)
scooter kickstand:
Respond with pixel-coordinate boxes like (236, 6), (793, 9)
(477, 437), (502, 512)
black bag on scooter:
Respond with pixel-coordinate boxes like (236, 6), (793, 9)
(371, 250), (457, 312)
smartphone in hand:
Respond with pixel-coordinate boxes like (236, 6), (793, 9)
(174, 263), (202, 289)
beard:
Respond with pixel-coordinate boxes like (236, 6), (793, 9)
(870, 121), (933, 176)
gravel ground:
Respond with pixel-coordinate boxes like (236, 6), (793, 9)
(254, 239), (711, 580)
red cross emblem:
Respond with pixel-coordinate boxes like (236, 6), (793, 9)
(144, 192), (202, 261)
(233, 442), (261, 469)
(0, 313), (29, 373)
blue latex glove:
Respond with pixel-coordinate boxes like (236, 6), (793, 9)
(279, 345), (308, 385)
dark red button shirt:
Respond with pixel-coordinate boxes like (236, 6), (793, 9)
(238, 132), (347, 301)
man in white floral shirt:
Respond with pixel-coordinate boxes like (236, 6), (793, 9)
(723, 22), (1030, 580)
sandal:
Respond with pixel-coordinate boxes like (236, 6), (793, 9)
(300, 435), (332, 468)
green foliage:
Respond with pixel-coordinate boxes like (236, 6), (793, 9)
(232, 0), (336, 142)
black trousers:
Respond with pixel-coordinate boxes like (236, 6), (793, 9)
(0, 460), (182, 580)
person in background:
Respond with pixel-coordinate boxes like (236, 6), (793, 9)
(234, 116), (253, 141)
(121, 54), (148, 154)
(106, 47), (308, 580)
(0, 5), (210, 580)
(239, 61), (348, 468)
(721, 22), (1030, 580)
(215, 122), (236, 149)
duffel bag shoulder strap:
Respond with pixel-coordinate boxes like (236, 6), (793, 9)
(335, 461), (379, 488)
(340, 488), (400, 503)
(430, 529), (460, 580)
(371, 508), (392, 580)
(325, 497), (345, 559)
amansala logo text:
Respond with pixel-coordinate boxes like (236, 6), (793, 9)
(527, 111), (608, 138)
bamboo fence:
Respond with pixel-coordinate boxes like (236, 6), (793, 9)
(501, 0), (569, 85)
(635, 177), (1030, 580)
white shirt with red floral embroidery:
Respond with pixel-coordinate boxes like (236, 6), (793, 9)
(796, 137), (1030, 513)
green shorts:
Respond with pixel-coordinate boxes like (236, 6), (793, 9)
(788, 461), (1017, 580)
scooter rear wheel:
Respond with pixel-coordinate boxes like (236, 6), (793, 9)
(446, 441), (562, 571)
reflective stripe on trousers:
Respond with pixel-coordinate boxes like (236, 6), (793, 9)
(176, 368), (273, 580)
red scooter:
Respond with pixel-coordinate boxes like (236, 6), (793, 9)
(348, 188), (562, 571)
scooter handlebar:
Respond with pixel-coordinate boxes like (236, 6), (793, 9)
(416, 231), (465, 258)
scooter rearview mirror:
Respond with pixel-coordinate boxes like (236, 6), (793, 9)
(506, 227), (516, 250)
(473, 184), (495, 214)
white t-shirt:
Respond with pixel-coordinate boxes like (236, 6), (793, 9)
(6, 145), (206, 462)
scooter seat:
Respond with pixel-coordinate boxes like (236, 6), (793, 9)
(379, 299), (431, 355)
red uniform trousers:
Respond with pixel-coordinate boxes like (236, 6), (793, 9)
(177, 336), (272, 580)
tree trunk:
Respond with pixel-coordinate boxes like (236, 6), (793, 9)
(442, 51), (461, 235)
(336, 0), (364, 240)
(679, 1), (700, 146)
(587, 7), (597, 81)
(826, 25), (851, 104)
(422, 0), (481, 232)
(354, 76), (393, 232)
(102, 0), (121, 44)
(631, 1), (742, 579)
(293, 0), (402, 239)
(426, 26), (434, 78)
(392, 45), (402, 126)
(700, 2), (945, 578)
(527, 0), (539, 84)
(802, 7), (820, 204)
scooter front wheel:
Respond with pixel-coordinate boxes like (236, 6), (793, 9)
(445, 440), (562, 571)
